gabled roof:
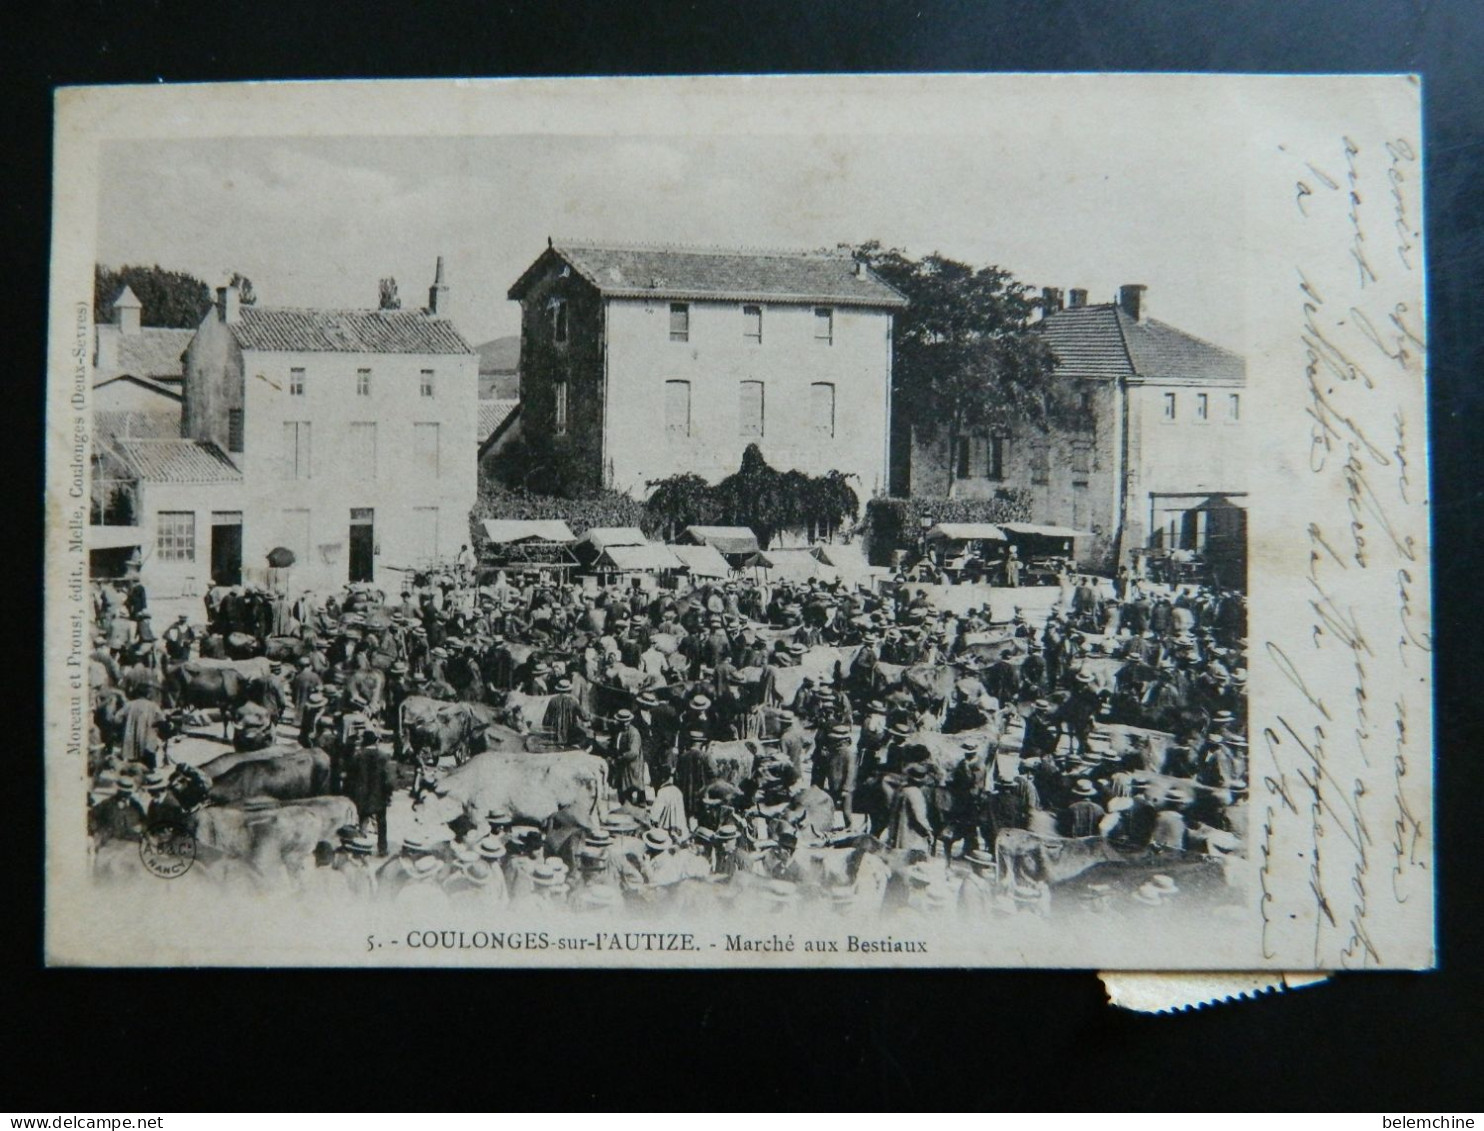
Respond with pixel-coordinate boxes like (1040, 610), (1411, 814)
(112, 439), (241, 484)
(926, 523), (1007, 543)
(574, 527), (649, 552)
(1038, 304), (1245, 383)
(596, 544), (685, 573)
(93, 408), (183, 442)
(510, 242), (909, 309)
(747, 547), (839, 583)
(94, 327), (194, 380)
(229, 307), (475, 355)
(94, 373), (183, 401)
(668, 543), (732, 578)
(678, 525), (761, 556)
(478, 399), (520, 444)
(480, 519), (575, 544)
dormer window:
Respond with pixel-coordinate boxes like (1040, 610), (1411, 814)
(551, 298), (569, 344)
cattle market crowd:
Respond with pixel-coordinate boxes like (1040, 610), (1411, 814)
(86, 561), (1249, 921)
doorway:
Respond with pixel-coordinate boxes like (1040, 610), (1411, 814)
(349, 508), (375, 583)
(210, 511), (243, 586)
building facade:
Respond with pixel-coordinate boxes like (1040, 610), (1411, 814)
(96, 261), (480, 598)
(507, 242), (907, 498)
(909, 284), (1247, 572)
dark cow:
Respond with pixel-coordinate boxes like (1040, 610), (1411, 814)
(264, 635), (313, 663)
(401, 695), (504, 765)
(207, 748), (332, 804)
(198, 745), (297, 782)
(166, 657), (273, 737)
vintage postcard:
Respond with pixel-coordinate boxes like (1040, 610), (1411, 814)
(44, 74), (1432, 968)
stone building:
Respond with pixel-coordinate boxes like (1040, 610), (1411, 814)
(506, 241), (907, 498)
(94, 260), (478, 598)
(908, 284), (1246, 572)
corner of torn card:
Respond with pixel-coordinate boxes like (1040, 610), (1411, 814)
(1100, 972), (1332, 1015)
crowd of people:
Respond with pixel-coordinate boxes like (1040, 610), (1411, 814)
(86, 556), (1249, 917)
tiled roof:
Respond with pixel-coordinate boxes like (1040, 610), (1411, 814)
(512, 242), (909, 308)
(1039, 305), (1244, 383)
(478, 399), (520, 443)
(112, 439), (242, 484)
(93, 408), (183, 442)
(95, 327), (194, 380)
(229, 307), (475, 355)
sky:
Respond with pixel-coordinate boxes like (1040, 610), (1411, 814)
(96, 110), (1249, 351)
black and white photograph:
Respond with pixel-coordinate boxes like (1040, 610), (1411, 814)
(43, 74), (1432, 969)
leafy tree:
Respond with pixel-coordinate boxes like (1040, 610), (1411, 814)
(854, 242), (1071, 497)
(227, 272), (257, 305)
(94, 264), (212, 328)
(379, 277), (401, 310)
(643, 473), (716, 542)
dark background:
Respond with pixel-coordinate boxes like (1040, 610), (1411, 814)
(6, 0), (1482, 1111)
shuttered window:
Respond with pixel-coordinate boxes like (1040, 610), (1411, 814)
(664, 380), (691, 437)
(810, 382), (836, 437)
(350, 422), (377, 480)
(283, 421), (312, 479)
(739, 380), (765, 438)
(414, 422), (440, 478)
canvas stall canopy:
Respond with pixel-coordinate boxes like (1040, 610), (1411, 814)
(478, 519), (578, 571)
(812, 542), (885, 587)
(669, 543), (732, 579)
(677, 525), (761, 561)
(746, 547), (839, 584)
(925, 522), (1008, 544)
(572, 526), (648, 567)
(594, 544), (685, 574)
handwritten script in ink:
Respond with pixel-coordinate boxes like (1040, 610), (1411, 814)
(1264, 125), (1431, 969)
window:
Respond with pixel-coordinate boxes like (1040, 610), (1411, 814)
(664, 380), (692, 438)
(1080, 390), (1094, 415)
(357, 368), (371, 397)
(156, 511), (195, 562)
(551, 299), (569, 344)
(413, 506), (440, 562)
(420, 369), (435, 398)
(669, 303), (690, 342)
(227, 408), (244, 453)
(1162, 392), (1177, 421)
(814, 307), (834, 344)
(1228, 393), (1241, 421)
(413, 422), (441, 478)
(281, 508), (311, 565)
(553, 381), (569, 435)
(810, 382), (836, 437)
(743, 305), (762, 343)
(283, 421), (312, 480)
(988, 436), (1006, 480)
(739, 380), (765, 438)
(289, 367), (305, 397)
(1071, 439), (1093, 479)
(1031, 442), (1050, 486)
(1196, 393), (1209, 421)
(349, 422), (377, 481)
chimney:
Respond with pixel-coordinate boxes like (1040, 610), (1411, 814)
(216, 284), (240, 324)
(428, 256), (450, 318)
(1040, 286), (1064, 316)
(1067, 288), (1088, 309)
(114, 285), (142, 336)
(1118, 283), (1147, 322)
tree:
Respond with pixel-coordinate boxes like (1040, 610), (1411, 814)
(378, 277), (401, 310)
(643, 472), (715, 542)
(854, 242), (1070, 497)
(227, 272), (257, 305)
(94, 264), (213, 328)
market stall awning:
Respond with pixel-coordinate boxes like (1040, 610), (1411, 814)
(925, 522), (1007, 542)
(998, 522), (1092, 539)
(480, 519), (576, 543)
(89, 525), (144, 550)
(574, 526), (648, 552)
(596, 544), (685, 573)
(812, 542), (883, 583)
(669, 543), (732, 578)
(747, 548), (839, 583)
(679, 525), (760, 556)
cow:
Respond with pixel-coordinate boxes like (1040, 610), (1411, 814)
(194, 795), (358, 882)
(165, 657), (274, 737)
(197, 745), (296, 782)
(496, 691), (554, 734)
(264, 635), (313, 663)
(703, 740), (760, 788)
(207, 748), (332, 804)
(400, 696), (504, 765)
(417, 749), (611, 832)
(993, 828), (1129, 889)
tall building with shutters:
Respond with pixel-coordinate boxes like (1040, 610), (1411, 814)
(144, 259), (480, 596)
(506, 241), (907, 499)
